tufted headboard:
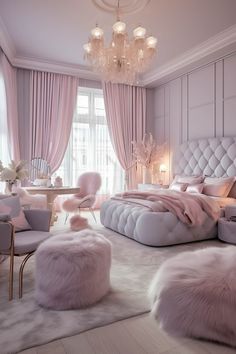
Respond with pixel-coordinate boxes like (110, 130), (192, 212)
(173, 137), (236, 198)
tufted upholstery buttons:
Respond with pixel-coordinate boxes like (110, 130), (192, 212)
(174, 137), (236, 178)
(100, 199), (217, 246)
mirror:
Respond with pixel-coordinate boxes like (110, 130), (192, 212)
(29, 158), (51, 183)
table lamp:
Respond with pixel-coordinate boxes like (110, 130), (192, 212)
(159, 164), (167, 185)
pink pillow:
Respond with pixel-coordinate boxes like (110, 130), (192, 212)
(0, 196), (31, 232)
(186, 183), (204, 194)
(169, 182), (188, 192)
(172, 175), (204, 185)
(203, 177), (235, 197)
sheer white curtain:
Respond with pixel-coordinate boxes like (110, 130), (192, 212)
(56, 87), (124, 202)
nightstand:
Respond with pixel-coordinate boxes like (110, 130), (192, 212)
(218, 217), (236, 244)
(138, 183), (169, 191)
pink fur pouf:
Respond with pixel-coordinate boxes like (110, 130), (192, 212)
(70, 214), (90, 231)
(149, 247), (236, 347)
(35, 230), (112, 310)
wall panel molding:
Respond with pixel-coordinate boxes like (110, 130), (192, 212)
(153, 51), (236, 181)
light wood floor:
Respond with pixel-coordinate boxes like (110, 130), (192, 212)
(19, 211), (235, 354)
(19, 313), (236, 354)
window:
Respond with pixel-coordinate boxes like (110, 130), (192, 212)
(56, 87), (124, 196)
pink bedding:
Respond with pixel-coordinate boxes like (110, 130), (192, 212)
(114, 190), (220, 227)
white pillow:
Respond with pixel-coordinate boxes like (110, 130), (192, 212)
(186, 183), (204, 194)
(203, 177), (235, 197)
(169, 182), (188, 192)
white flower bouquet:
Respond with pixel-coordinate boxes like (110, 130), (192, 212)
(132, 133), (165, 168)
(0, 160), (28, 187)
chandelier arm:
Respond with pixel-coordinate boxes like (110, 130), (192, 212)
(117, 0), (120, 21)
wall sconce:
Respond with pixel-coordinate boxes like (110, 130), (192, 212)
(159, 164), (167, 185)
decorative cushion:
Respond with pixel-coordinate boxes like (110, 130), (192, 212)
(203, 177), (235, 197)
(0, 196), (31, 232)
(149, 247), (236, 347)
(169, 182), (188, 192)
(35, 230), (112, 310)
(186, 183), (204, 194)
(172, 175), (204, 185)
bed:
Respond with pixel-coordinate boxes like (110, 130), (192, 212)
(100, 137), (236, 246)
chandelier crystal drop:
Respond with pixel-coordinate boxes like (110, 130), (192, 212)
(83, 1), (157, 85)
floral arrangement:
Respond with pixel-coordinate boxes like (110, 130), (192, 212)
(0, 160), (28, 186)
(132, 133), (165, 168)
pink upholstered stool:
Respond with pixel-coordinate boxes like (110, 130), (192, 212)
(35, 230), (112, 310)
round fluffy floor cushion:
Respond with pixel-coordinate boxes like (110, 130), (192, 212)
(35, 230), (112, 310)
(149, 246), (236, 347)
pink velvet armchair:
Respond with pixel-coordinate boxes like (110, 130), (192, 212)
(62, 172), (102, 222)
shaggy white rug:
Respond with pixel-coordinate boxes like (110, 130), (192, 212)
(0, 225), (226, 354)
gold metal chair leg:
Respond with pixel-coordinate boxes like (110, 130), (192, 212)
(64, 212), (69, 224)
(8, 222), (15, 301)
(9, 245), (14, 301)
(19, 252), (34, 299)
(89, 208), (97, 223)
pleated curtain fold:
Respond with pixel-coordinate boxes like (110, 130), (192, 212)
(29, 71), (78, 173)
(102, 82), (146, 189)
(0, 49), (20, 162)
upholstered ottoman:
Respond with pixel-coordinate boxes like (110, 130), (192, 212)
(149, 247), (236, 347)
(35, 230), (112, 310)
(218, 217), (236, 244)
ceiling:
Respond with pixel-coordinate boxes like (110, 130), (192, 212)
(0, 0), (236, 87)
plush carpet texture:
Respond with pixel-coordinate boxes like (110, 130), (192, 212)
(0, 225), (225, 354)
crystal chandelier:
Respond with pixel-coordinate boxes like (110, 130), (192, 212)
(83, 0), (157, 84)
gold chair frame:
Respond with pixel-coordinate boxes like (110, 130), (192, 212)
(0, 221), (35, 300)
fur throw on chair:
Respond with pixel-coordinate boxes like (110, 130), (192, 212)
(62, 198), (80, 212)
(70, 214), (91, 231)
(149, 246), (236, 347)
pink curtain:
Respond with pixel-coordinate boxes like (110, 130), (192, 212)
(29, 71), (78, 173)
(102, 82), (146, 189)
(0, 50), (20, 161)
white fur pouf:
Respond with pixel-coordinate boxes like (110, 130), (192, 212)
(149, 247), (236, 347)
(35, 230), (112, 310)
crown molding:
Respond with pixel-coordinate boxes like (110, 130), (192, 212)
(0, 16), (16, 61)
(1, 15), (236, 85)
(92, 0), (150, 14)
(12, 56), (100, 79)
(141, 24), (236, 86)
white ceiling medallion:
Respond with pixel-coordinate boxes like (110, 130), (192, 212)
(92, 0), (150, 14)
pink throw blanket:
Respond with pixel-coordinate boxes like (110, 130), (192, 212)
(113, 190), (220, 227)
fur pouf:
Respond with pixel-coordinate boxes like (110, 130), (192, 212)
(149, 247), (236, 347)
(35, 230), (112, 310)
(70, 214), (90, 231)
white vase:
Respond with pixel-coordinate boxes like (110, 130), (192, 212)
(143, 167), (152, 184)
(5, 181), (15, 194)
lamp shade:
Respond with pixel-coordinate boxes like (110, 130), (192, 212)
(160, 164), (167, 173)
(91, 26), (104, 39)
(113, 21), (126, 34)
(146, 36), (157, 48)
(133, 26), (146, 39)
